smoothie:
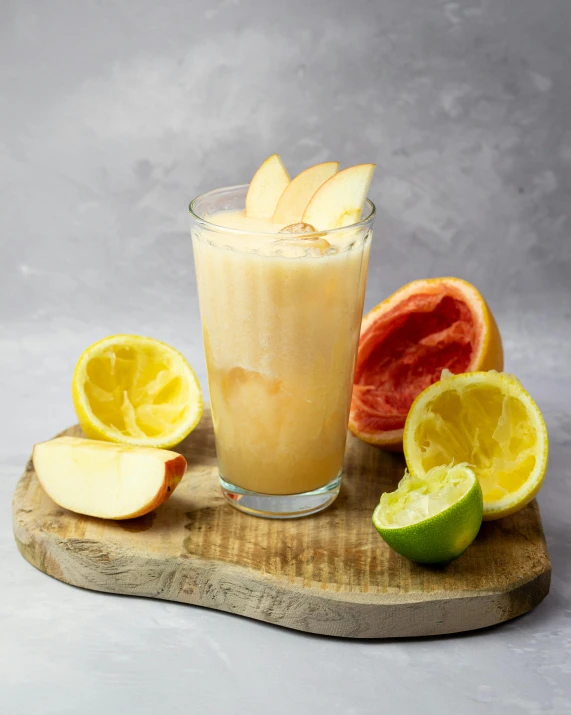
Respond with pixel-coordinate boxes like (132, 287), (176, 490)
(192, 208), (371, 495)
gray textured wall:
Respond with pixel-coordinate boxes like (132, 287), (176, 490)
(3, 0), (570, 334)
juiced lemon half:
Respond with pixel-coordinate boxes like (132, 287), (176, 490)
(72, 335), (202, 449)
(403, 371), (548, 520)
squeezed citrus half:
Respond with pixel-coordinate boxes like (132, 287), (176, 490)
(350, 277), (503, 450)
(373, 463), (483, 564)
(403, 371), (548, 520)
(72, 335), (202, 449)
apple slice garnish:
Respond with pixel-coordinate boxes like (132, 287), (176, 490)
(245, 154), (290, 219)
(272, 161), (339, 224)
(302, 164), (376, 230)
(33, 436), (187, 520)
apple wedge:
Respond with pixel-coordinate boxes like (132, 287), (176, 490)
(245, 154), (290, 219)
(302, 164), (376, 230)
(272, 161), (339, 224)
(33, 436), (187, 520)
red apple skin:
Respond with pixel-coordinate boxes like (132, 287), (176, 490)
(114, 453), (187, 520)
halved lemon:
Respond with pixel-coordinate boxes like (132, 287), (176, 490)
(72, 335), (202, 449)
(373, 463), (483, 564)
(403, 371), (548, 520)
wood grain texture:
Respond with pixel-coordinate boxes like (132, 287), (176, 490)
(13, 409), (551, 638)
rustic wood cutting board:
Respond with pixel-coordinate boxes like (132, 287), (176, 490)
(13, 409), (550, 638)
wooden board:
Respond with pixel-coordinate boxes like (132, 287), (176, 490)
(12, 410), (551, 639)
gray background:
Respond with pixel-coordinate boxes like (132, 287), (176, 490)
(1, 1), (570, 713)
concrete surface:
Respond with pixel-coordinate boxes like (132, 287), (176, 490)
(1, 1), (570, 713)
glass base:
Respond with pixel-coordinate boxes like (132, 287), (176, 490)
(219, 471), (342, 519)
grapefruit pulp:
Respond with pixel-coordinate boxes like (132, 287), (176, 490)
(349, 277), (503, 450)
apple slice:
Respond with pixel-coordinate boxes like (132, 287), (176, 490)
(33, 436), (187, 520)
(272, 161), (339, 224)
(302, 164), (376, 230)
(245, 154), (290, 219)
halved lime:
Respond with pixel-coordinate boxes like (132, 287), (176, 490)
(372, 463), (483, 564)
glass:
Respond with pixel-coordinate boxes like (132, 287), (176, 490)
(189, 185), (375, 518)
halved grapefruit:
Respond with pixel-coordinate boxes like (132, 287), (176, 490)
(349, 277), (503, 450)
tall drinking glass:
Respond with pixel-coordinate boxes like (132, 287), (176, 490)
(189, 185), (375, 518)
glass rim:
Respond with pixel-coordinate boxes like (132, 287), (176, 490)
(188, 183), (376, 238)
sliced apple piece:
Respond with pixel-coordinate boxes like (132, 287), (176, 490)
(302, 164), (376, 230)
(245, 154), (290, 219)
(33, 436), (187, 520)
(272, 161), (339, 224)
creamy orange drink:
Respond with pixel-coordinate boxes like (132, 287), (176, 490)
(190, 156), (375, 517)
